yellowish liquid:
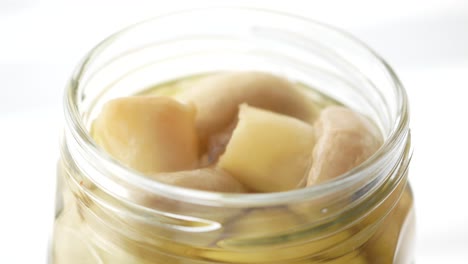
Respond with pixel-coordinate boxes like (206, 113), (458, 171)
(52, 74), (414, 264)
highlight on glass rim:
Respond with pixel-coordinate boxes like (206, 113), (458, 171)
(50, 7), (414, 264)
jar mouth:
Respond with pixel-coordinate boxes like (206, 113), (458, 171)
(64, 7), (410, 207)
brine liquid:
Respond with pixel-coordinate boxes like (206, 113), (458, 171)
(52, 74), (414, 264)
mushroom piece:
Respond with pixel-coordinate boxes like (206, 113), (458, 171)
(218, 105), (315, 192)
(150, 168), (248, 193)
(175, 71), (319, 149)
(92, 96), (199, 174)
(307, 106), (383, 185)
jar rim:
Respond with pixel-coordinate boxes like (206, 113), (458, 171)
(64, 6), (410, 207)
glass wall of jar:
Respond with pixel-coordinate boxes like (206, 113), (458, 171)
(51, 8), (414, 264)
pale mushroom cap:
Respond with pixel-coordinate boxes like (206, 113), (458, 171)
(151, 168), (247, 193)
(176, 71), (319, 147)
(307, 106), (383, 185)
(92, 96), (199, 174)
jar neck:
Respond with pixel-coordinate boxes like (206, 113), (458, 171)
(60, 126), (412, 252)
(62, 119), (411, 211)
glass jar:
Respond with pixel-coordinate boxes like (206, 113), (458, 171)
(51, 7), (414, 264)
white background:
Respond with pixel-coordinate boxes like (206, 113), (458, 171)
(1, 0), (467, 263)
